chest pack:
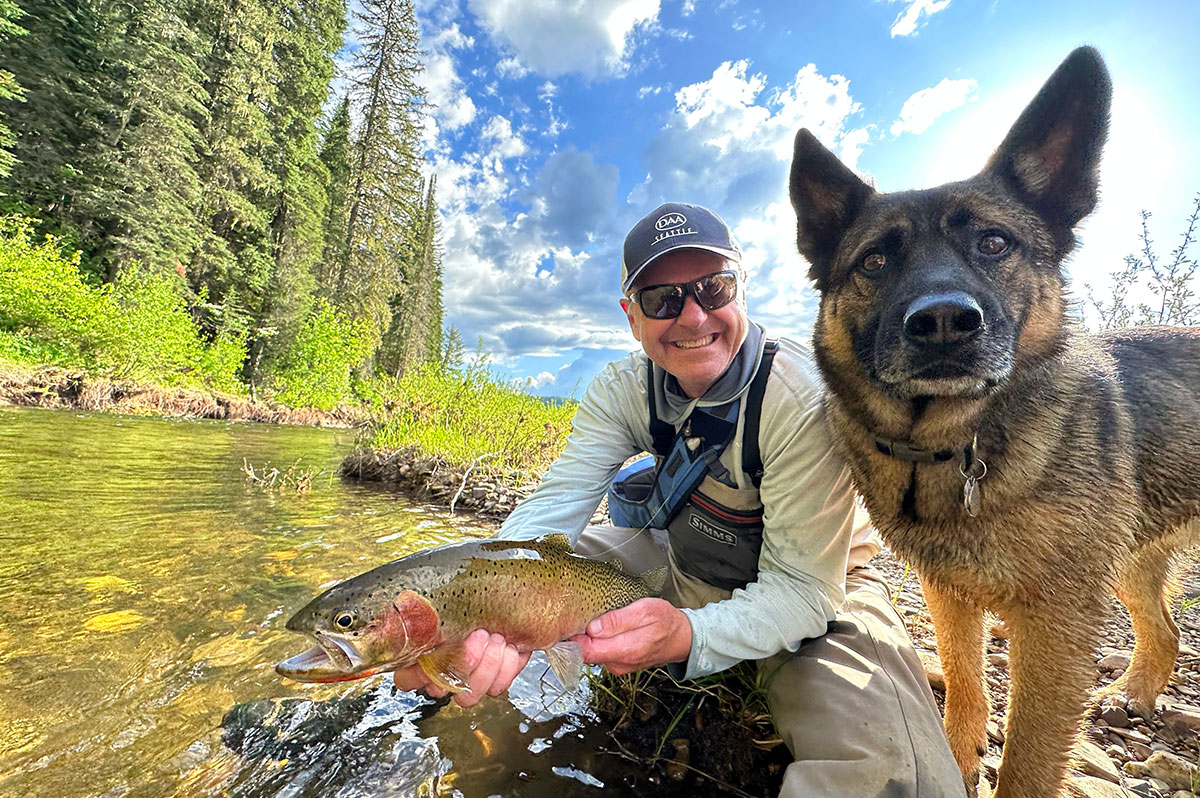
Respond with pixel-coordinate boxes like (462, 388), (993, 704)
(607, 341), (778, 590)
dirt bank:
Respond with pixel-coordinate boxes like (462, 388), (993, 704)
(0, 364), (359, 427)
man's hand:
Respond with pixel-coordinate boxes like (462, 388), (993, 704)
(392, 628), (531, 708)
(570, 598), (692, 675)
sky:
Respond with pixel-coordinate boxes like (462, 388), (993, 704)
(401, 0), (1199, 397)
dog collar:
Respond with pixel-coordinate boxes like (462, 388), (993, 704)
(873, 435), (977, 472)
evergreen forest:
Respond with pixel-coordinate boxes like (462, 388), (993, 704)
(0, 0), (451, 409)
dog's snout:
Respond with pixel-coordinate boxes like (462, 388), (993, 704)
(903, 292), (984, 345)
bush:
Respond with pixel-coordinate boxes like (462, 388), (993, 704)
(0, 217), (246, 391)
(270, 299), (374, 410)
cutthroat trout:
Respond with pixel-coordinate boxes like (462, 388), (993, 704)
(276, 534), (665, 690)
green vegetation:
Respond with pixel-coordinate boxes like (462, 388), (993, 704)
(0, 220), (243, 391)
(357, 361), (577, 477)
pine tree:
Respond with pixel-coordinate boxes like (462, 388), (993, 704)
(0, 0), (125, 257)
(317, 94), (351, 294)
(244, 0), (346, 389)
(337, 0), (426, 347)
(186, 0), (282, 340)
(97, 0), (207, 281)
(0, 0), (26, 179)
(379, 175), (442, 375)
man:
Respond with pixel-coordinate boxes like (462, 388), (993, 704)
(396, 202), (964, 797)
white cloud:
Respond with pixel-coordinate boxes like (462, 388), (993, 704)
(480, 115), (529, 159)
(496, 57), (529, 80)
(467, 0), (661, 78)
(888, 0), (952, 37)
(890, 77), (977, 136)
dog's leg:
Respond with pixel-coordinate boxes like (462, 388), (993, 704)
(1094, 542), (1180, 718)
(921, 576), (988, 794)
(994, 611), (1097, 798)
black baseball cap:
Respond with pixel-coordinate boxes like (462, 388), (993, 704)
(621, 202), (742, 293)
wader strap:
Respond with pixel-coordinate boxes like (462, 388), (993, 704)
(647, 361), (675, 457)
(742, 338), (778, 488)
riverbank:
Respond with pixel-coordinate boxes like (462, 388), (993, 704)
(0, 363), (360, 427)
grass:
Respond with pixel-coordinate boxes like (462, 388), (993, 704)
(356, 362), (576, 483)
(241, 458), (325, 493)
(587, 662), (787, 797)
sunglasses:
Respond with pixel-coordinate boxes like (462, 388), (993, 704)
(628, 270), (740, 320)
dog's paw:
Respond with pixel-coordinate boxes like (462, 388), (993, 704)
(1091, 680), (1157, 721)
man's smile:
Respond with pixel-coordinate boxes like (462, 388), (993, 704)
(672, 333), (719, 349)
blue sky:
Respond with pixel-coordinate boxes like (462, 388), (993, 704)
(406, 0), (1199, 397)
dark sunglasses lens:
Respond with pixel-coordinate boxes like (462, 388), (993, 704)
(640, 286), (684, 319)
(694, 273), (738, 310)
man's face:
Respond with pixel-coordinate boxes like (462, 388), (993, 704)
(621, 249), (747, 398)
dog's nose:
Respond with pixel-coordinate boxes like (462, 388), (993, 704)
(903, 292), (984, 345)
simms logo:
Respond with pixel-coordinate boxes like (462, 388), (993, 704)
(655, 213), (687, 231)
(689, 515), (736, 546)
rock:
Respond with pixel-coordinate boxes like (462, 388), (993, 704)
(1161, 707), (1200, 738)
(1066, 775), (1138, 797)
(1127, 741), (1153, 761)
(1100, 705), (1132, 728)
(987, 719), (1005, 745)
(1123, 751), (1199, 791)
(917, 649), (944, 692)
(1121, 778), (1156, 797)
(1106, 725), (1152, 745)
(1098, 651), (1133, 672)
(1071, 739), (1121, 783)
(988, 652), (1010, 669)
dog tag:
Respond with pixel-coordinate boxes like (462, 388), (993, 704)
(962, 476), (981, 517)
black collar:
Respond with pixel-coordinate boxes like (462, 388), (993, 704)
(874, 435), (977, 471)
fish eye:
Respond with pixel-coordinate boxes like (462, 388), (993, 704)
(334, 611), (357, 629)
(860, 251), (886, 273)
(978, 231), (1010, 256)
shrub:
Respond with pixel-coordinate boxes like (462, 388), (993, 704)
(270, 299), (374, 410)
(0, 217), (246, 391)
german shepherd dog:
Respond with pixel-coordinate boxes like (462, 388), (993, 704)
(789, 47), (1200, 797)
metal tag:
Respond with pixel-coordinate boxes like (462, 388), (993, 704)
(963, 476), (981, 517)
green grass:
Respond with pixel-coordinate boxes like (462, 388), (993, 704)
(356, 362), (577, 480)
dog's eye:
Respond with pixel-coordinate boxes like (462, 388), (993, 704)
(978, 232), (1009, 256)
(860, 252), (886, 273)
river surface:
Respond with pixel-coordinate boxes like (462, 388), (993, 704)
(0, 407), (638, 798)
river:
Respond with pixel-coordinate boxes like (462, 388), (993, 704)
(0, 407), (643, 798)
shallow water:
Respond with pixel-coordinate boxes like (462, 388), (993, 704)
(0, 407), (637, 798)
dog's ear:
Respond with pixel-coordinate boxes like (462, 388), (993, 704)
(789, 129), (873, 288)
(984, 46), (1112, 233)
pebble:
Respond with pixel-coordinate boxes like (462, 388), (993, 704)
(1123, 751), (1199, 791)
(988, 652), (1010, 669)
(1071, 739), (1121, 783)
(1099, 651), (1134, 672)
(1101, 706), (1132, 728)
(1067, 775), (1140, 797)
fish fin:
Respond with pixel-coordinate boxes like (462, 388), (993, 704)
(544, 640), (585, 690)
(539, 533), (573, 550)
(639, 566), (669, 597)
(418, 649), (471, 693)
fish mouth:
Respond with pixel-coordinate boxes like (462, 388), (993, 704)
(275, 633), (368, 683)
